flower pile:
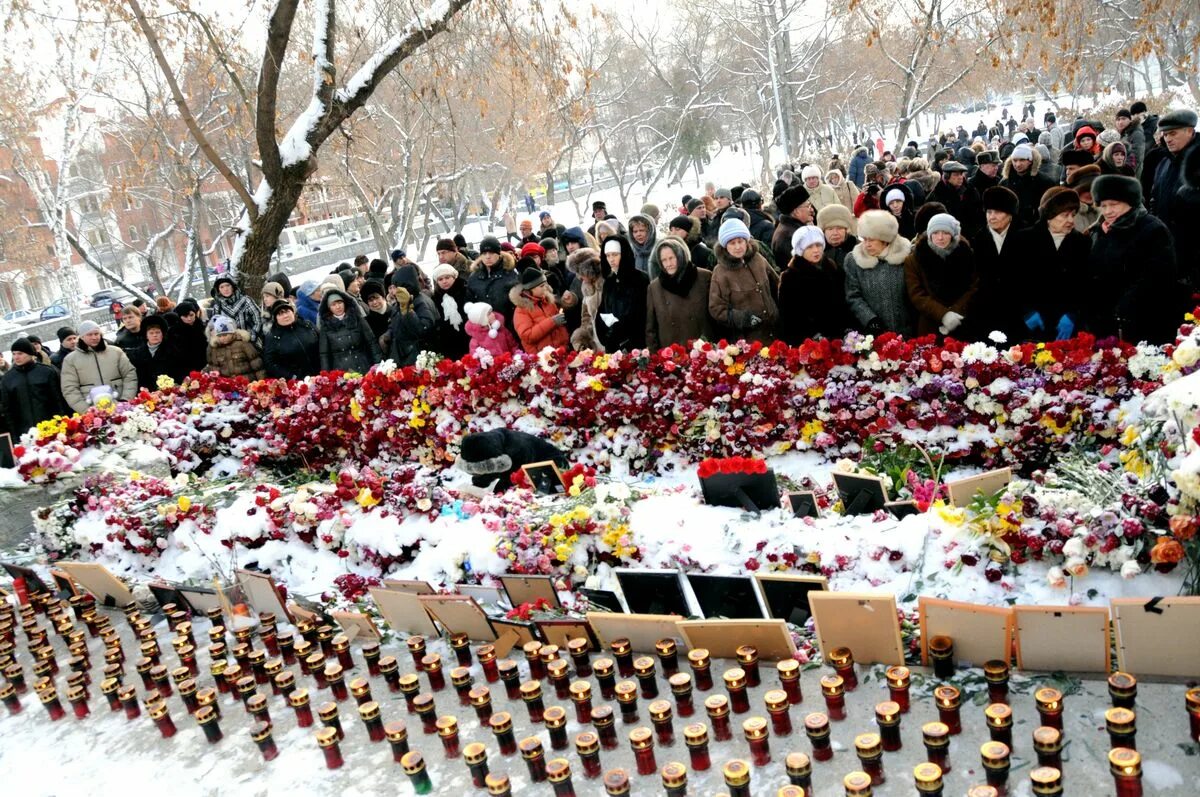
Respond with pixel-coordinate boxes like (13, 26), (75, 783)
(697, 456), (770, 478)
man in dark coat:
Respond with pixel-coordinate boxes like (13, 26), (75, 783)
(999, 144), (1056, 230)
(0, 338), (69, 436)
(388, 265), (439, 366)
(455, 428), (568, 490)
(969, 186), (1024, 341)
(50, 327), (77, 370)
(131, 315), (186, 389)
(667, 215), (715, 270)
(931, 161), (983, 237)
(741, 190), (775, 249)
(968, 151), (1001, 194)
(465, 235), (521, 336)
(1086, 175), (1178, 344)
(168, 299), (209, 375)
(360, 280), (394, 342)
(770, 184), (812, 276)
(1148, 109), (1200, 285)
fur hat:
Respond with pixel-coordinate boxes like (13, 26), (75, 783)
(435, 238), (457, 253)
(776, 184), (810, 215)
(790, 225), (826, 255)
(78, 320), (101, 336)
(176, 299), (201, 316)
(857, 210), (899, 243)
(1039, 186), (1081, 220)
(10, 337), (35, 356)
(1066, 163), (1102, 192)
(141, 315), (168, 335)
(1060, 148), (1096, 168)
(463, 302), (492, 327)
(800, 164), (822, 181)
(270, 301), (296, 319)
(262, 281), (284, 300)
(717, 218), (751, 247)
(975, 150), (999, 166)
(566, 247), (603, 279)
(208, 315), (236, 335)
(982, 186), (1019, 216)
(1157, 109), (1198, 131)
(592, 200), (606, 212)
(1091, 175), (1142, 207)
(926, 213), (961, 238)
(432, 263), (459, 282)
(478, 235), (502, 255)
(518, 267), (546, 292)
(816, 203), (853, 232)
(639, 203), (660, 222)
(520, 242), (546, 260)
(361, 280), (386, 302)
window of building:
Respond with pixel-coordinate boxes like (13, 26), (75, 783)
(128, 225), (139, 242)
(0, 237), (6, 262)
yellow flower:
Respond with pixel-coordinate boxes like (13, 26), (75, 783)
(177, 496), (192, 513)
(1120, 425), (1139, 447)
(933, 500), (966, 527)
(1119, 450), (1148, 479)
(129, 470), (141, 481)
(355, 487), (379, 508)
(800, 419), (824, 445)
(349, 397), (363, 421)
(760, 347), (772, 358)
(806, 385), (825, 398)
(806, 551), (821, 565)
(726, 362), (745, 376)
(155, 374), (175, 391)
(1033, 350), (1056, 367)
(587, 378), (605, 392)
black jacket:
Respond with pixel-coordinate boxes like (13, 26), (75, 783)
(364, 305), (393, 342)
(777, 256), (853, 344)
(167, 313), (209, 376)
(542, 261), (582, 333)
(1015, 223), (1090, 340)
(431, 279), (470, 360)
(388, 265), (438, 366)
(1000, 167), (1056, 230)
(50, 346), (73, 370)
(457, 428), (568, 490)
(0, 362), (69, 436)
(597, 237), (649, 351)
(132, 340), (187, 389)
(263, 320), (320, 379)
(931, 180), (984, 238)
(1150, 134), (1200, 284)
(969, 225), (1026, 342)
(114, 326), (144, 353)
(1085, 208), (1178, 344)
(318, 289), (382, 373)
(746, 209), (775, 249)
(771, 216), (803, 280)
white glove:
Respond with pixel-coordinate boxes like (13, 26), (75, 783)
(939, 311), (964, 335)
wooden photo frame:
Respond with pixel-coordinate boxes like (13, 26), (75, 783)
(946, 467), (1012, 507)
(382, 578), (435, 595)
(586, 612), (683, 653)
(753, 573), (828, 628)
(331, 610), (381, 642)
(59, 562), (135, 608)
(832, 472), (889, 515)
(499, 575), (562, 610)
(536, 619), (599, 652)
(50, 569), (79, 598)
(419, 594), (497, 641)
(808, 591), (905, 666)
(918, 597), (1013, 667)
(1112, 596), (1200, 678)
(1013, 604), (1110, 674)
(490, 617), (540, 654)
(235, 569), (293, 622)
(614, 569), (690, 616)
(369, 587), (439, 637)
(785, 491), (820, 519)
(677, 619), (796, 661)
(522, 461), (566, 495)
(686, 573), (767, 620)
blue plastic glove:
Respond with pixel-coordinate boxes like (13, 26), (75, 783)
(1055, 314), (1074, 341)
(1024, 311), (1044, 331)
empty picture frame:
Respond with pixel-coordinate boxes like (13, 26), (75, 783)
(522, 461), (566, 495)
(59, 562), (135, 608)
(50, 569), (79, 598)
(1013, 605), (1110, 674)
(753, 573), (829, 628)
(918, 597), (1013, 667)
(785, 491), (820, 519)
(331, 610), (381, 642)
(615, 569), (690, 616)
(382, 578), (435, 595)
(586, 611), (683, 653)
(1112, 596), (1200, 678)
(3, 563), (50, 594)
(700, 470), (782, 512)
(677, 619), (796, 661)
(580, 588), (624, 614)
(176, 585), (222, 615)
(148, 582), (186, 613)
(369, 587), (439, 637)
(946, 467), (1013, 507)
(686, 573), (767, 620)
(235, 569), (293, 622)
(456, 584), (508, 610)
(885, 500), (921, 519)
(490, 618), (540, 648)
(807, 591), (905, 666)
(499, 575), (562, 610)
(832, 472), (889, 515)
(419, 594), (497, 641)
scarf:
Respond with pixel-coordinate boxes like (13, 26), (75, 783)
(629, 228), (658, 274)
(928, 237), (960, 259)
(658, 261), (698, 298)
(441, 294), (463, 330)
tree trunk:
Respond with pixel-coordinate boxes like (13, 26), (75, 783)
(544, 169), (555, 206)
(234, 169), (308, 298)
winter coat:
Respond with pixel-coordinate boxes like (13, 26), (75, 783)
(432, 279), (470, 360)
(777, 255), (854, 344)
(114, 326), (144, 353)
(746, 208), (776, 249)
(387, 266), (438, 367)
(456, 428), (568, 490)
(968, 168), (999, 195)
(543, 261), (582, 333)
(906, 169), (941, 202)
(593, 237), (649, 352)
(825, 234), (859, 270)
(210, 281), (263, 347)
(999, 151), (1057, 229)
(263, 319), (320, 379)
(708, 241), (779, 343)
(296, 291), (321, 326)
(853, 186), (882, 217)
(318, 289), (382, 373)
(805, 183), (840, 214)
(848, 149), (871, 187)
(1085, 207), (1178, 344)
(0, 362), (69, 435)
(60, 340), (138, 414)
(206, 329), (265, 380)
(1122, 125), (1146, 176)
(1150, 133), (1200, 285)
(571, 274), (607, 352)
(626, 213), (659, 276)
(1099, 143), (1136, 176)
(133, 340), (186, 389)
(771, 216), (804, 280)
(645, 241), (716, 349)
(1015, 223), (1090, 340)
(843, 236), (915, 336)
(167, 314), (209, 376)
(364, 303), (394, 344)
(969, 225), (1025, 341)
(930, 179), (984, 238)
(465, 252), (521, 335)
(510, 286), (570, 353)
(904, 235), (980, 338)
(465, 312), (520, 357)
(674, 216), (715, 270)
(50, 346), (74, 371)
(828, 180), (860, 216)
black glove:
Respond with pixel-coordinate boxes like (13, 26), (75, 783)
(865, 318), (886, 335)
(553, 313), (567, 327)
(865, 183), (882, 197)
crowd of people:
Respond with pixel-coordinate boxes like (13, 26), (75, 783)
(0, 101), (1197, 441)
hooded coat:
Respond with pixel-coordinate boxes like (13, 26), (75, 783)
(465, 251), (521, 335)
(206, 328), (265, 380)
(263, 317), (320, 379)
(456, 429), (568, 490)
(1085, 207), (1179, 344)
(510, 284), (569, 354)
(569, 249), (608, 352)
(645, 238), (716, 349)
(843, 235), (915, 336)
(387, 266), (438, 367)
(0, 361), (69, 435)
(827, 174), (860, 213)
(209, 277), (263, 347)
(903, 234), (980, 338)
(709, 240), (779, 343)
(626, 213), (659, 277)
(594, 236), (649, 351)
(999, 150), (1057, 229)
(60, 339), (138, 413)
(432, 274), (470, 360)
(848, 148), (871, 187)
(318, 289), (382, 373)
(464, 310), (520, 357)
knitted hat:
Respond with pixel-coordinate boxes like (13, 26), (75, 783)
(539, 237), (558, 251)
(1097, 129), (1121, 147)
(566, 247), (602, 279)
(800, 164), (822, 181)
(539, 210), (552, 220)
(717, 218), (751, 247)
(499, 241), (517, 253)
(360, 280), (386, 302)
(390, 249), (406, 262)
(176, 298), (201, 316)
(1157, 109), (1198, 131)
(926, 213), (961, 238)
(1116, 108), (1132, 121)
(262, 281), (285, 300)
(435, 238), (457, 253)
(1039, 186), (1081, 220)
(884, 188), (907, 205)
(730, 186), (746, 203)
(10, 337), (35, 356)
(1091, 175), (1142, 207)
(639, 203), (660, 222)
(368, 258), (388, 277)
(432, 263), (459, 282)
(791, 225), (826, 255)
(78, 320), (101, 336)
(603, 238), (622, 255)
(271, 301), (296, 318)
(776, 184), (810, 215)
(856, 210), (900, 243)
(982, 186), (1019, 216)
(464, 302), (492, 327)
(685, 198), (703, 213)
(1011, 144), (1034, 160)
(56, 326), (76, 343)
(816, 203), (853, 231)
(520, 242), (546, 260)
(208, 315), (236, 335)
(715, 187), (733, 200)
(519, 267), (547, 292)
(720, 207), (750, 226)
(561, 227), (585, 245)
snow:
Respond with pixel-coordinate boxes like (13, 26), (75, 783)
(334, 0), (453, 106)
(278, 96), (324, 169)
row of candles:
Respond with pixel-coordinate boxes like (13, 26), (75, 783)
(1, 592), (1192, 796)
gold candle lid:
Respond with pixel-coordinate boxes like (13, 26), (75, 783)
(742, 716), (768, 740)
(629, 726), (654, 750)
(985, 703), (1013, 726)
(934, 684), (961, 707)
(489, 711), (513, 734)
(397, 673), (419, 695)
(804, 712), (830, 734)
(669, 672), (692, 693)
(928, 635), (953, 654)
(875, 700), (901, 724)
(592, 657), (614, 676)
(436, 715), (459, 737)
(785, 750), (811, 776)
(1035, 687), (1063, 710)
(984, 659), (1010, 680)
(777, 787), (805, 797)
(547, 659), (569, 679)
(842, 771), (873, 795)
(469, 685), (491, 706)
(575, 731), (599, 754)
(567, 637), (590, 655)
(406, 636), (426, 652)
(704, 694), (729, 717)
(687, 648), (710, 667)
(357, 701), (381, 721)
(602, 769), (630, 794)
(764, 689), (790, 711)
(649, 699), (673, 721)
(519, 680), (542, 700)
(331, 634), (349, 652)
(522, 640), (543, 658)
(914, 762), (944, 791)
(736, 644), (759, 664)
(592, 705), (614, 725)
(420, 653), (441, 672)
(289, 688), (310, 707)
(1108, 671), (1137, 692)
(449, 632), (468, 648)
(819, 674), (844, 696)
(385, 720), (407, 742)
(538, 645), (560, 663)
(1030, 766), (1063, 789)
(981, 741), (1012, 766)
(350, 677), (371, 696)
(570, 680), (592, 701)
(317, 702), (339, 722)
(609, 638), (631, 655)
(546, 758), (571, 784)
(1105, 706), (1136, 730)
(615, 680), (638, 702)
(1186, 687), (1200, 712)
(400, 750), (425, 774)
(683, 722), (708, 744)
(722, 759), (751, 787)
(723, 667), (747, 689)
(922, 721), (950, 746)
(655, 638), (677, 655)
(828, 647), (853, 667)
(195, 705), (218, 725)
(660, 761), (687, 788)
(485, 773), (511, 795)
(885, 665), (910, 687)
(518, 735), (544, 759)
(476, 644), (496, 663)
(1032, 725), (1062, 750)
(854, 732), (882, 757)
(1109, 747), (1141, 775)
(412, 693), (434, 714)
(777, 658), (800, 678)
(544, 705), (567, 728)
(100, 677), (119, 695)
(633, 656), (655, 676)
(250, 720), (273, 742)
(246, 694), (267, 713)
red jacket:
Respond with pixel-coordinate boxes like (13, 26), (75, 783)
(510, 286), (569, 353)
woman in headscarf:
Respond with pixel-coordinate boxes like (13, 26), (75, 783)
(626, 213), (659, 277)
(645, 236), (715, 349)
(209, 276), (263, 348)
(903, 213), (979, 338)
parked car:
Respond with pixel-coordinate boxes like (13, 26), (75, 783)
(2, 308), (37, 325)
(40, 303), (69, 321)
(88, 289), (136, 309)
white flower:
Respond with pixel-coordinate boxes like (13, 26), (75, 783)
(375, 359), (397, 376)
(1062, 537), (1087, 559)
(1120, 560), (1141, 579)
(1046, 567), (1067, 588)
(1173, 339), (1200, 369)
(1064, 558), (1089, 578)
(988, 330), (1008, 344)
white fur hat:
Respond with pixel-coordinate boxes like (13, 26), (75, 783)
(801, 164), (823, 181)
(464, 302), (492, 327)
(856, 210), (900, 244)
(791, 225), (826, 255)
